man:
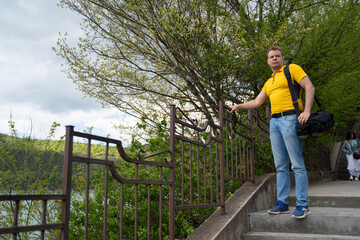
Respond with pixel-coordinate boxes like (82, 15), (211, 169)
(228, 46), (315, 219)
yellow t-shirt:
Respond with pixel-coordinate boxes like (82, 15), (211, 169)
(262, 64), (307, 115)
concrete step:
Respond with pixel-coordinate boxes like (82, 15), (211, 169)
(289, 180), (360, 208)
(337, 174), (351, 180)
(249, 207), (360, 236)
(243, 231), (360, 240)
(289, 196), (360, 208)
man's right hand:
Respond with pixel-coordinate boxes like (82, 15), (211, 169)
(227, 105), (238, 114)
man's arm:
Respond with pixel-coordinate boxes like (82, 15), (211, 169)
(228, 91), (268, 113)
(298, 76), (315, 125)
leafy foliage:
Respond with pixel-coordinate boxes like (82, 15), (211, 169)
(55, 0), (360, 134)
(0, 118), (64, 239)
(0, 119), (64, 193)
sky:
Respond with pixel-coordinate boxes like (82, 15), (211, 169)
(0, 0), (134, 142)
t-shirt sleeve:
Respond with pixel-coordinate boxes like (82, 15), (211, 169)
(261, 84), (267, 94)
(290, 64), (308, 84)
(261, 78), (271, 95)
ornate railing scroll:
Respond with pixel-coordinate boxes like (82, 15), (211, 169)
(62, 126), (173, 240)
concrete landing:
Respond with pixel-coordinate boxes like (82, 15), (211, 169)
(289, 180), (360, 208)
(291, 180), (360, 197)
(249, 207), (360, 236)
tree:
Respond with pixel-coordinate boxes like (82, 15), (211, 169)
(55, 0), (360, 132)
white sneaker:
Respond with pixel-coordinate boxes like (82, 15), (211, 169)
(350, 175), (354, 180)
(355, 177), (359, 181)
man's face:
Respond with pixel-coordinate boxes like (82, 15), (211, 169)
(267, 50), (284, 70)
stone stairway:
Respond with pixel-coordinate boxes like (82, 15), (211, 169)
(242, 180), (360, 239)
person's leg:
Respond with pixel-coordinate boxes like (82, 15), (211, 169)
(347, 154), (360, 179)
(279, 114), (308, 207)
(346, 154), (354, 180)
(270, 117), (291, 205)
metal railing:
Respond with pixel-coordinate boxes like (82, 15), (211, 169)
(0, 100), (331, 239)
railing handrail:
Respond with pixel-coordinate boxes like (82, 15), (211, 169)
(0, 194), (65, 201)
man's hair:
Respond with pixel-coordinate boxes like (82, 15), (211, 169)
(267, 46), (283, 57)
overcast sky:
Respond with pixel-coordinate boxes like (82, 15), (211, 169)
(0, 0), (133, 141)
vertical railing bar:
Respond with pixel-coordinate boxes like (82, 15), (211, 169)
(13, 200), (19, 240)
(245, 122), (249, 180)
(252, 112), (255, 181)
(203, 146), (206, 204)
(196, 135), (200, 205)
(248, 110), (255, 182)
(147, 184), (151, 240)
(41, 200), (47, 240)
(216, 138), (219, 203)
(249, 124), (251, 179)
(181, 126), (185, 206)
(252, 122), (255, 182)
(235, 131), (238, 179)
(159, 168), (163, 240)
(119, 183), (124, 240)
(225, 119), (229, 175)
(134, 164), (139, 240)
(219, 100), (225, 215)
(246, 138), (250, 180)
(266, 105), (274, 172)
(190, 143), (193, 204)
(210, 135), (213, 204)
(256, 118), (259, 141)
(103, 142), (109, 240)
(61, 126), (74, 240)
(169, 105), (176, 240)
(239, 136), (243, 179)
(246, 137), (249, 180)
(85, 139), (91, 240)
(231, 130), (234, 178)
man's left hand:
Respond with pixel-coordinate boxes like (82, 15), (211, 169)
(298, 112), (310, 125)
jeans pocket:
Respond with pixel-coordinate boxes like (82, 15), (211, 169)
(283, 114), (297, 122)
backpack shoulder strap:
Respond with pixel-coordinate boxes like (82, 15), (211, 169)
(284, 64), (323, 111)
(284, 64), (301, 116)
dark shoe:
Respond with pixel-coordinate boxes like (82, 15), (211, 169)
(268, 201), (289, 215)
(291, 205), (310, 219)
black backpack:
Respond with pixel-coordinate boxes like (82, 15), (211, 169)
(284, 65), (335, 139)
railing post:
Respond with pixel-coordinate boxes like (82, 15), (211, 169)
(13, 200), (19, 240)
(60, 126), (74, 240)
(266, 105), (271, 124)
(219, 100), (225, 215)
(248, 110), (255, 183)
(169, 105), (176, 240)
(266, 105), (274, 172)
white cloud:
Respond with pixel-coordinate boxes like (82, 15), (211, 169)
(0, 0), (134, 143)
(0, 103), (136, 142)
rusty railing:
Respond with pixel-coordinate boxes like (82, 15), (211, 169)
(0, 100), (331, 239)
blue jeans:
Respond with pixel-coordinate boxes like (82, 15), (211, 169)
(270, 114), (308, 207)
